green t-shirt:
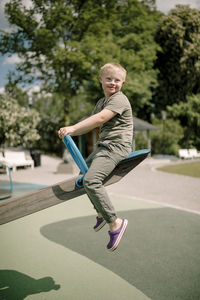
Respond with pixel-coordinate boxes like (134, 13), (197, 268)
(93, 91), (133, 149)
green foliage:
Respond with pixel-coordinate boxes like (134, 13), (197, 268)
(0, 94), (40, 147)
(135, 132), (149, 150)
(153, 5), (200, 151)
(31, 91), (94, 154)
(151, 117), (184, 155)
(69, 92), (94, 124)
(167, 94), (200, 149)
(0, 0), (160, 120)
(154, 5), (200, 110)
(5, 81), (29, 107)
(32, 93), (66, 154)
(113, 0), (160, 115)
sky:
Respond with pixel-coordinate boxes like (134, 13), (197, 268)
(0, 0), (200, 92)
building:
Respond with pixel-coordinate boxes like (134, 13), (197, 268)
(133, 116), (158, 150)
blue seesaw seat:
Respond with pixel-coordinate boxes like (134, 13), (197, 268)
(123, 149), (150, 161)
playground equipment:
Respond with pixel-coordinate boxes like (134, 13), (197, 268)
(0, 136), (150, 224)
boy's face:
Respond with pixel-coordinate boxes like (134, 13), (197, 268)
(100, 67), (125, 99)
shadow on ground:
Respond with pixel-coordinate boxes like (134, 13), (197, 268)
(0, 270), (60, 299)
(41, 208), (200, 300)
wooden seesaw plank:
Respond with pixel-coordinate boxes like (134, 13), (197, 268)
(0, 149), (150, 225)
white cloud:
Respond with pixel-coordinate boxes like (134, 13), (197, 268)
(27, 85), (41, 96)
(156, 0), (200, 13)
(23, 0), (33, 9)
(0, 0), (9, 29)
(0, 87), (5, 94)
(3, 54), (23, 65)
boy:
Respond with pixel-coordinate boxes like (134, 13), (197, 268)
(58, 62), (133, 251)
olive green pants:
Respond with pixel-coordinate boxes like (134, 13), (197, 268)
(83, 143), (131, 223)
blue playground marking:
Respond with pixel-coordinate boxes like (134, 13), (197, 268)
(0, 182), (47, 191)
(0, 181), (47, 200)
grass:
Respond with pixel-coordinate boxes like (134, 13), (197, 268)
(157, 161), (200, 178)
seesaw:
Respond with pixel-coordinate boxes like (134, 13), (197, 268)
(0, 135), (150, 225)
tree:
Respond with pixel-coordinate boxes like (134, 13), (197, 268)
(0, 94), (40, 148)
(0, 0), (160, 123)
(5, 81), (29, 107)
(167, 94), (200, 149)
(154, 5), (200, 111)
(112, 0), (161, 118)
(150, 117), (184, 155)
(77, 0), (161, 119)
(32, 92), (66, 154)
(0, 0), (119, 120)
(30, 90), (95, 154)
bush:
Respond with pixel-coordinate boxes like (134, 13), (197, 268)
(134, 132), (149, 150)
(151, 117), (184, 156)
(0, 94), (40, 148)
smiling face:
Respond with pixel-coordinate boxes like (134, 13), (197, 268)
(100, 67), (125, 99)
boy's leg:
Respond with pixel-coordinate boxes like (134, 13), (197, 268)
(84, 145), (130, 250)
(83, 153), (120, 223)
(84, 148), (102, 215)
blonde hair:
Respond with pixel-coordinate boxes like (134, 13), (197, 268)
(100, 62), (127, 81)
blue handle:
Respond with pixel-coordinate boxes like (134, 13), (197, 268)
(63, 135), (88, 175)
(0, 162), (13, 195)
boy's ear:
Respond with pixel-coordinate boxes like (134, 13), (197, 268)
(99, 76), (102, 83)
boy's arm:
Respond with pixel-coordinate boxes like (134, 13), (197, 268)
(58, 109), (117, 138)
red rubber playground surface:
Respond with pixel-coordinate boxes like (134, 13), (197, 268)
(0, 156), (200, 300)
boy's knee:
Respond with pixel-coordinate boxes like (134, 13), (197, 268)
(83, 174), (102, 190)
(83, 174), (93, 188)
(83, 174), (90, 188)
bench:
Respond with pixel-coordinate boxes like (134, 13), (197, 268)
(4, 151), (34, 172)
(188, 149), (200, 158)
(178, 149), (200, 159)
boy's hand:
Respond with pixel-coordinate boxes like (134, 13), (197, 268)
(58, 126), (75, 139)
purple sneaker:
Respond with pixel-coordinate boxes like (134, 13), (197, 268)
(93, 217), (106, 232)
(107, 219), (128, 251)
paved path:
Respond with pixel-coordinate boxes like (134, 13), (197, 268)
(107, 158), (200, 214)
(1, 155), (77, 186)
(1, 155), (200, 213)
